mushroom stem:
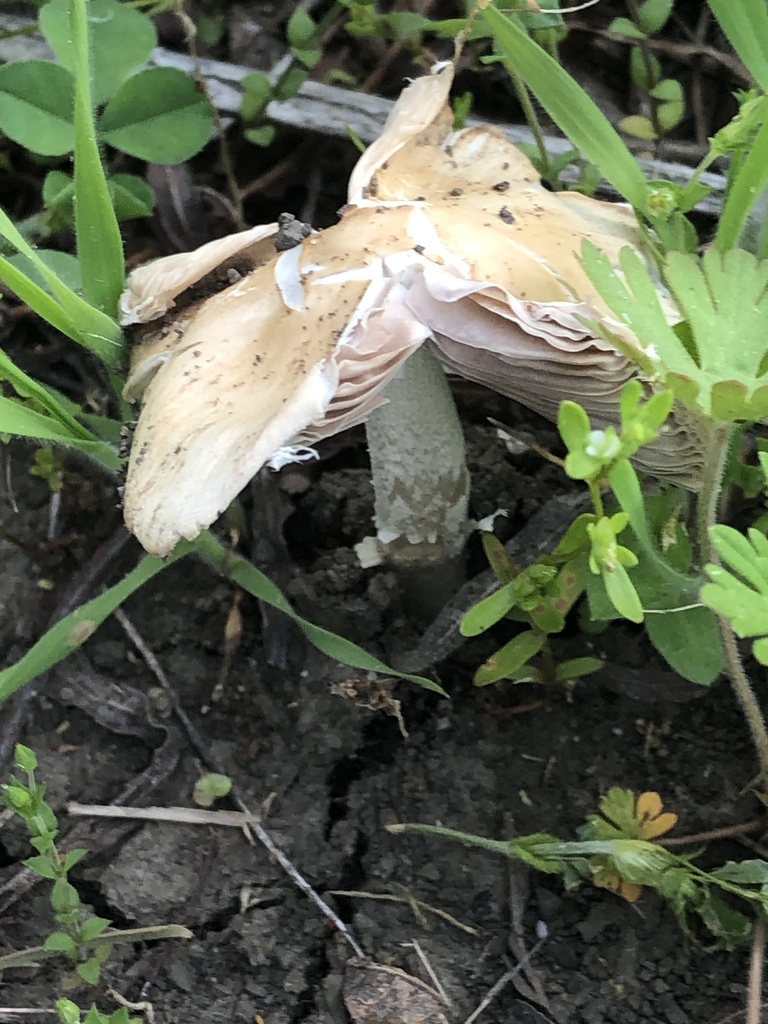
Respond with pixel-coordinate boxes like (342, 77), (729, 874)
(362, 345), (470, 617)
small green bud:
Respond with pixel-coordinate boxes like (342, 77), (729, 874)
(2, 785), (33, 812)
(587, 517), (621, 573)
(14, 744), (38, 773)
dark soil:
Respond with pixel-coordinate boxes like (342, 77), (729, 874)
(0, 421), (764, 1024)
(0, 3), (764, 1022)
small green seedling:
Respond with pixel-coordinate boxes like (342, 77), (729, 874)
(610, 0), (684, 142)
(702, 523), (768, 666)
(0, 744), (193, 1024)
(193, 772), (233, 808)
(0, 0), (214, 232)
(390, 786), (768, 951)
(241, 7), (324, 147)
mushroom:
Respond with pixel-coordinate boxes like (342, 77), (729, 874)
(120, 61), (704, 609)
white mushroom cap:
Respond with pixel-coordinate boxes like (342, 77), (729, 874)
(120, 61), (705, 556)
(122, 206), (436, 554)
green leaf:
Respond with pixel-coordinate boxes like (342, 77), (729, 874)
(0, 328), (101, 445)
(619, 115), (657, 141)
(51, 878), (80, 915)
(244, 124), (277, 147)
(99, 68), (214, 163)
(73, 0), (128, 314)
(8, 250), (83, 295)
(636, 0), (674, 35)
(716, 118), (768, 251)
(481, 532), (517, 584)
(0, 549), (179, 704)
(473, 629), (546, 685)
(584, 242), (768, 421)
(273, 66), (309, 101)
(696, 889), (753, 949)
(79, 916), (111, 942)
(0, 61), (74, 156)
(586, 787), (638, 837)
(43, 930), (77, 954)
(602, 562), (643, 622)
(703, 527), (768, 661)
(460, 581), (518, 636)
(286, 7), (317, 48)
(40, 0), (156, 106)
(14, 744), (38, 772)
(713, 859), (768, 885)
(609, 838), (678, 884)
(63, 848), (88, 871)
(557, 399), (591, 451)
(241, 71), (272, 120)
(629, 48), (661, 91)
(666, 249), (768, 418)
(0, 258), (77, 342)
(581, 242), (697, 384)
(657, 101), (684, 133)
(109, 174), (155, 220)
(553, 656), (604, 681)
(43, 171), (154, 226)
(609, 17), (646, 39)
(24, 854), (58, 879)
(643, 604), (724, 684)
(607, 461), (723, 684)
(650, 79), (683, 103)
(708, 0), (768, 95)
(56, 999), (82, 1024)
(76, 957), (103, 985)
(483, 5), (649, 212)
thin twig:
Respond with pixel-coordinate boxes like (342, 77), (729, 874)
(112, 606), (365, 957)
(0, 1013), (58, 1020)
(463, 926), (549, 1024)
(67, 802), (256, 828)
(660, 820), (764, 848)
(747, 917), (766, 1024)
(404, 939), (451, 1007)
(330, 889), (478, 934)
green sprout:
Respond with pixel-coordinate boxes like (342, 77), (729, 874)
(390, 785), (768, 951)
(0, 744), (192, 1023)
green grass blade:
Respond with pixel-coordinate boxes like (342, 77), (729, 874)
(69, 0), (125, 315)
(0, 531), (444, 705)
(0, 255), (77, 341)
(0, 397), (120, 472)
(0, 347), (97, 443)
(0, 544), (173, 703)
(193, 531), (445, 693)
(0, 208), (122, 366)
(715, 117), (768, 251)
(707, 0), (768, 94)
(482, 5), (649, 213)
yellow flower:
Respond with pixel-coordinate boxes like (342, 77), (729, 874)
(634, 790), (678, 840)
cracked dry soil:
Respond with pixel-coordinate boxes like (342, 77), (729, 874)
(0, 420), (765, 1024)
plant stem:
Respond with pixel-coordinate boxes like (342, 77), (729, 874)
(699, 422), (768, 786)
(695, 421), (732, 564)
(507, 66), (554, 184)
(719, 619), (768, 788)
